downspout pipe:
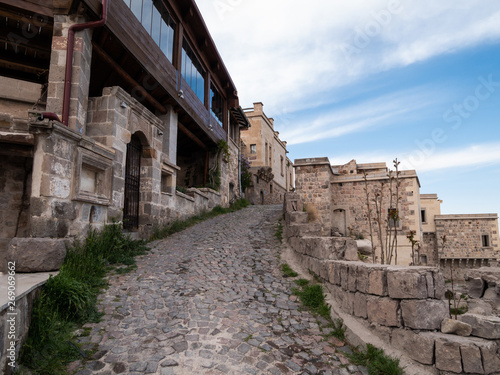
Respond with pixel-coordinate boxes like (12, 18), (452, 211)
(61, 0), (108, 126)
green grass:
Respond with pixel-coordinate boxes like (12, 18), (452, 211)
(281, 263), (298, 278)
(19, 222), (148, 374)
(150, 199), (250, 240)
(294, 278), (310, 287)
(275, 220), (283, 243)
(325, 318), (347, 341)
(292, 284), (331, 320)
(347, 344), (404, 375)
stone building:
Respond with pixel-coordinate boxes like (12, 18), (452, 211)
(0, 0), (250, 272)
(294, 158), (422, 265)
(420, 194), (499, 278)
(240, 102), (294, 205)
(294, 157), (500, 269)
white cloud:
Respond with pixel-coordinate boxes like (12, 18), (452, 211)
(327, 142), (500, 173)
(195, 0), (500, 112)
(279, 85), (442, 145)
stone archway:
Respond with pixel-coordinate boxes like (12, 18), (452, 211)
(123, 134), (143, 230)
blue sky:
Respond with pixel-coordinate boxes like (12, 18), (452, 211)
(195, 0), (500, 216)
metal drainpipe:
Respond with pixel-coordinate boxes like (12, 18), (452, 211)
(60, 0), (108, 126)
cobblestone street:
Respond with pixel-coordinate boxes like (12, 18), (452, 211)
(75, 205), (366, 375)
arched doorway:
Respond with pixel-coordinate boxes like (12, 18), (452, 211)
(260, 191), (265, 205)
(123, 135), (142, 230)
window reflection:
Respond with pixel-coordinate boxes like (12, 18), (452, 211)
(123, 0), (175, 63)
(182, 40), (205, 103)
(210, 84), (223, 126)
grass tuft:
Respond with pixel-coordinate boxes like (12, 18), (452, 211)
(292, 284), (330, 320)
(20, 222), (148, 374)
(275, 221), (283, 243)
(281, 263), (298, 278)
(347, 344), (404, 375)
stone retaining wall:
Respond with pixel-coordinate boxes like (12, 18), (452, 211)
(283, 192), (500, 374)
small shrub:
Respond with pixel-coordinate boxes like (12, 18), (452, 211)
(281, 263), (298, 278)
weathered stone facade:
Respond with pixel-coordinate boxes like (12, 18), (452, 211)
(241, 102), (293, 205)
(295, 158), (421, 265)
(0, 0), (250, 272)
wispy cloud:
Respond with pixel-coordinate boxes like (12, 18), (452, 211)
(280, 86), (442, 145)
(327, 142), (500, 173)
(195, 0), (500, 112)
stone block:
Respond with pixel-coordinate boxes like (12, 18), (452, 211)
(286, 224), (322, 239)
(401, 300), (448, 330)
(441, 318), (472, 337)
(356, 265), (369, 293)
(426, 332), (500, 375)
(387, 268), (428, 299)
(327, 262), (338, 285)
(342, 291), (354, 315)
(353, 292), (367, 319)
(52, 201), (76, 220)
(460, 314), (500, 339)
(481, 340), (500, 374)
(367, 296), (400, 327)
(344, 239), (358, 261)
(391, 330), (435, 365)
(435, 337), (462, 373)
(467, 277), (486, 299)
(285, 212), (308, 225)
(433, 271), (446, 299)
(347, 265), (357, 292)
(7, 238), (66, 272)
(467, 267), (500, 285)
(340, 263), (349, 291)
(460, 344), (484, 374)
(368, 268), (387, 296)
(355, 239), (373, 256)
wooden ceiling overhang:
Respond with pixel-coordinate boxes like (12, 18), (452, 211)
(0, 2), (54, 84)
(84, 0), (239, 150)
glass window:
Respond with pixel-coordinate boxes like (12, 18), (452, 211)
(151, 3), (162, 45)
(141, 0), (153, 34)
(182, 39), (205, 103)
(210, 84), (224, 126)
(124, 0), (176, 63)
(250, 144), (256, 154)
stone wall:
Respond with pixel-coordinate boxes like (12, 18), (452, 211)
(0, 155), (32, 269)
(0, 273), (52, 375)
(245, 170), (287, 205)
(435, 215), (500, 258)
(283, 192), (500, 374)
(294, 158), (333, 227)
(440, 258), (498, 281)
(421, 232), (439, 266)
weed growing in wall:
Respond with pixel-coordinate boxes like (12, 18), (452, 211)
(347, 344), (404, 375)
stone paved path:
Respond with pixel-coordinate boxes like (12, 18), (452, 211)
(74, 205), (366, 375)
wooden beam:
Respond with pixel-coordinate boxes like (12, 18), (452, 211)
(178, 122), (207, 150)
(91, 42), (167, 114)
(0, 0), (53, 17)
